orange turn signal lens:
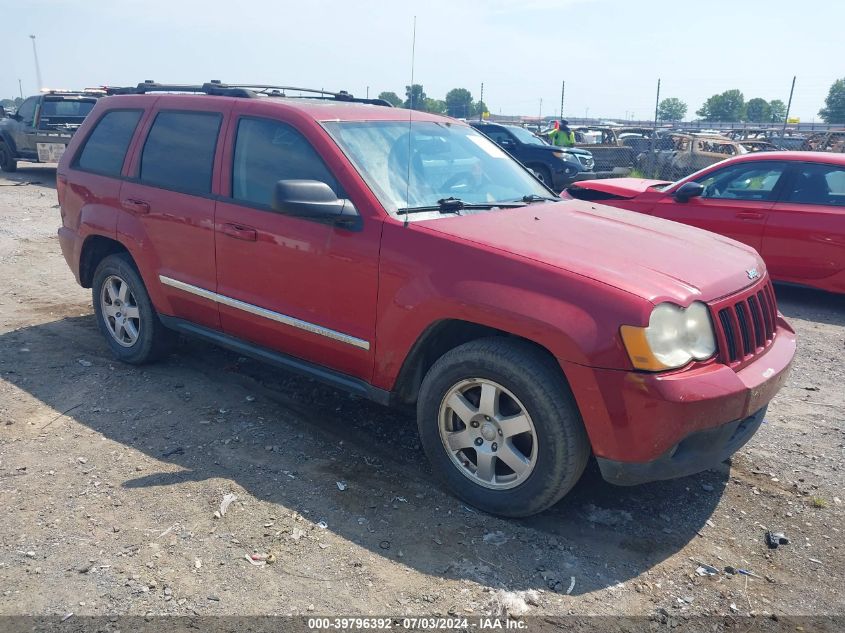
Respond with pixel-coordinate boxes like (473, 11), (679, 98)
(620, 325), (671, 371)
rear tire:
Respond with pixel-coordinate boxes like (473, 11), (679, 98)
(0, 141), (17, 172)
(417, 338), (590, 517)
(92, 253), (174, 364)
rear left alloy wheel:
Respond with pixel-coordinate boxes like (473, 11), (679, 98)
(92, 253), (174, 364)
(417, 338), (590, 517)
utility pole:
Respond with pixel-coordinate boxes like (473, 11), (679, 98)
(538, 98), (542, 126)
(366, 86), (369, 99)
(479, 82), (484, 120)
(648, 78), (661, 178)
(18, 79), (23, 99)
(559, 81), (565, 121)
(782, 75), (796, 137)
(29, 35), (43, 90)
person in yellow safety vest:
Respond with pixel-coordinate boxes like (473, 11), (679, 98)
(548, 119), (575, 147)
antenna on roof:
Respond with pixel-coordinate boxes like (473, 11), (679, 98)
(404, 15), (417, 228)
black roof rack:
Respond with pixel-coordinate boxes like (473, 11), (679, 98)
(105, 80), (393, 106)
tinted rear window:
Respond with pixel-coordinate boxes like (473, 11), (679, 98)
(75, 109), (143, 176)
(41, 98), (96, 118)
(139, 111), (222, 194)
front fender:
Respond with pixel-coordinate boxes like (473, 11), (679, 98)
(373, 222), (645, 390)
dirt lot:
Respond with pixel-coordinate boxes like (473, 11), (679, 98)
(0, 165), (843, 628)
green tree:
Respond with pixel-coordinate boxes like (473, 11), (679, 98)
(377, 91), (402, 107)
(696, 89), (745, 121)
(471, 100), (489, 118)
(424, 98), (446, 114)
(745, 98), (771, 123)
(445, 88), (473, 118)
(404, 84), (427, 110)
(769, 99), (787, 123)
(657, 97), (687, 121)
(819, 78), (845, 124)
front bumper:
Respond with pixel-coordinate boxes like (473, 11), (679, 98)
(552, 166), (595, 190)
(561, 316), (795, 484)
(596, 406), (766, 485)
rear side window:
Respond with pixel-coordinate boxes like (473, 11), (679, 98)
(231, 117), (339, 207)
(75, 109), (143, 176)
(139, 111), (222, 194)
(785, 162), (845, 206)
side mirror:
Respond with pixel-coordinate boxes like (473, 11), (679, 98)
(673, 181), (704, 202)
(272, 180), (359, 227)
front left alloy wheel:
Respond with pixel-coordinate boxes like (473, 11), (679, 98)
(417, 338), (590, 517)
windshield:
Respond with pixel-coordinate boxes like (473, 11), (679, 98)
(323, 120), (552, 215)
(507, 126), (547, 146)
(41, 98), (96, 118)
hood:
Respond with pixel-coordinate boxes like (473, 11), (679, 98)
(573, 177), (670, 198)
(418, 201), (764, 304)
(530, 143), (590, 156)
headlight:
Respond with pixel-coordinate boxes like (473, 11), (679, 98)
(556, 151), (581, 164)
(620, 302), (716, 371)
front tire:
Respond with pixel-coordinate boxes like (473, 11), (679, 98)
(92, 253), (174, 364)
(0, 142), (17, 172)
(532, 165), (553, 188)
(417, 338), (590, 517)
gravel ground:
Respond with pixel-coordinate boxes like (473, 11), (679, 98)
(0, 165), (843, 629)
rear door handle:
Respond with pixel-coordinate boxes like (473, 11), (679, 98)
(736, 211), (764, 220)
(222, 223), (257, 241)
(123, 198), (150, 214)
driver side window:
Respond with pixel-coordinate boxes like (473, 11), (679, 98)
(16, 97), (38, 126)
(698, 163), (786, 201)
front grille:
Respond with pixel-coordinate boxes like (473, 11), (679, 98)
(710, 278), (778, 367)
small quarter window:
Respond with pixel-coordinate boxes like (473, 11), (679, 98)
(75, 110), (142, 176)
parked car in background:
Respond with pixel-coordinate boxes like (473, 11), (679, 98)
(617, 126), (675, 156)
(57, 81), (795, 517)
(0, 89), (103, 172)
(739, 140), (778, 153)
(469, 121), (595, 189)
(801, 130), (845, 153)
(724, 128), (806, 150)
(571, 126), (635, 177)
(642, 133), (746, 181)
(564, 151), (845, 293)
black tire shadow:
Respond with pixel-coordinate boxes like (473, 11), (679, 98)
(0, 164), (57, 189)
(1, 315), (727, 595)
(774, 283), (845, 327)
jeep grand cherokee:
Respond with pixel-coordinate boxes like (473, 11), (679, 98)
(56, 82), (795, 517)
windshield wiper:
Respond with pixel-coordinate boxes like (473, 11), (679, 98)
(397, 197), (526, 215)
(519, 194), (560, 203)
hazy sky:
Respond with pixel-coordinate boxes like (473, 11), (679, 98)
(3, 0), (841, 122)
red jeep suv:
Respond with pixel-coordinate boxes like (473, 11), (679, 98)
(57, 82), (796, 517)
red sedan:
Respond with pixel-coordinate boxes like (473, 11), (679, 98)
(564, 151), (845, 294)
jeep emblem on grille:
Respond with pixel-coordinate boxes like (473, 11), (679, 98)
(746, 268), (760, 280)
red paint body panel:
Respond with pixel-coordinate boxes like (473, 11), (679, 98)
(570, 152), (845, 293)
(57, 94), (799, 472)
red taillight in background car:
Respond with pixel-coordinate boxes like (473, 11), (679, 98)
(57, 175), (67, 218)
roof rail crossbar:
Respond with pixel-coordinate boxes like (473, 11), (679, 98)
(104, 81), (392, 106)
(220, 83), (393, 106)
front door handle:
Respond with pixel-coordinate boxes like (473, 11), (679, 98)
(222, 223), (257, 241)
(736, 211), (764, 220)
(122, 198), (150, 214)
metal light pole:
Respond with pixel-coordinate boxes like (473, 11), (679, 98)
(782, 76), (796, 137)
(30, 35), (43, 90)
(18, 79), (23, 99)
